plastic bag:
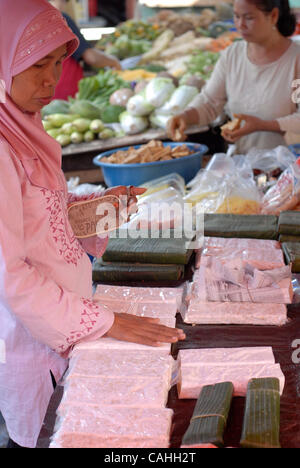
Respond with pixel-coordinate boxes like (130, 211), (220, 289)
(184, 170), (223, 212)
(139, 173), (186, 197)
(67, 179), (105, 196)
(261, 159), (300, 214)
(245, 145), (297, 173)
(216, 172), (261, 214)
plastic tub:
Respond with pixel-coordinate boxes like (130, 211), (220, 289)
(93, 142), (208, 187)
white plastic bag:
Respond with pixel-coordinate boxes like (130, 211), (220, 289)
(245, 145), (296, 173)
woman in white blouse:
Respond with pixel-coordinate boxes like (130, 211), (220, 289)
(167, 0), (300, 154)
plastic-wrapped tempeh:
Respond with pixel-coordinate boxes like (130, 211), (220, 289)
(240, 377), (281, 448)
(181, 382), (233, 448)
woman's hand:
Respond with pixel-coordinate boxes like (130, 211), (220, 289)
(103, 185), (146, 220)
(221, 113), (263, 143)
(166, 114), (187, 142)
(105, 313), (186, 347)
(105, 55), (122, 71)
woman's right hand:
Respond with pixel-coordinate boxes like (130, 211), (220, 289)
(166, 114), (187, 142)
(105, 313), (186, 347)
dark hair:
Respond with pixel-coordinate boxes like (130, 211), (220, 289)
(246, 0), (296, 36)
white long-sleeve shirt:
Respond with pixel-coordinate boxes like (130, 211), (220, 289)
(188, 40), (300, 154)
(0, 140), (114, 448)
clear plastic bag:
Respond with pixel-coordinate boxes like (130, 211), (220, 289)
(216, 172), (261, 215)
(261, 159), (300, 215)
(139, 173), (186, 197)
(245, 145), (297, 173)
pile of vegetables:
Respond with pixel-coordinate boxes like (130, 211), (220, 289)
(183, 50), (220, 81)
(41, 69), (135, 146)
(119, 76), (200, 135)
(96, 20), (163, 60)
(43, 114), (115, 147)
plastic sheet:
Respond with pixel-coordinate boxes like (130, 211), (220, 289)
(195, 237), (285, 270)
(50, 405), (173, 448)
(93, 284), (184, 308)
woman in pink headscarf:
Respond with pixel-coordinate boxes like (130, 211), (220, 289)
(0, 0), (185, 448)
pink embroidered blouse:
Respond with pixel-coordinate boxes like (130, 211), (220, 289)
(0, 140), (114, 447)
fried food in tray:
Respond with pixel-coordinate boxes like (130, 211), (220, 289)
(100, 140), (194, 164)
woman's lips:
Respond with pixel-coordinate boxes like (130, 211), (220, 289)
(38, 97), (52, 105)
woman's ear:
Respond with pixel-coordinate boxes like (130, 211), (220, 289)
(271, 7), (280, 28)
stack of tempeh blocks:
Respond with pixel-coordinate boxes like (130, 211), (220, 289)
(177, 347), (285, 399)
(182, 237), (292, 325)
(50, 286), (183, 448)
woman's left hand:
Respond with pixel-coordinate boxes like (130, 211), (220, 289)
(222, 113), (263, 143)
(102, 185), (146, 220)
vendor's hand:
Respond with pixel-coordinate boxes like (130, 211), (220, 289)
(105, 313), (186, 347)
(105, 55), (122, 71)
(222, 114), (263, 143)
(103, 185), (146, 220)
(167, 114), (187, 142)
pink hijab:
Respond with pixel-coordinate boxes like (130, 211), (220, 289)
(0, 0), (79, 190)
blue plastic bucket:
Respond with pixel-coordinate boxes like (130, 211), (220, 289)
(93, 142), (208, 187)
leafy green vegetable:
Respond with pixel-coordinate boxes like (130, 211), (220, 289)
(100, 105), (126, 123)
(77, 70), (130, 104)
(186, 50), (220, 80)
(106, 34), (152, 60)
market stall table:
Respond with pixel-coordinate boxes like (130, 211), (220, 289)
(37, 270), (300, 448)
(169, 300), (300, 448)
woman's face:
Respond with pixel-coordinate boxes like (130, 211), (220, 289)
(11, 44), (67, 113)
(233, 0), (278, 43)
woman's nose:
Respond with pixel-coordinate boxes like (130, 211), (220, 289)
(236, 17), (245, 29)
(42, 66), (60, 87)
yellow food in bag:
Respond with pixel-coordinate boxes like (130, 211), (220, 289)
(216, 196), (261, 214)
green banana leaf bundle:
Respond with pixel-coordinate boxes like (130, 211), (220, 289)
(277, 210), (300, 236)
(204, 213), (278, 240)
(240, 378), (281, 448)
(102, 235), (193, 265)
(281, 242), (300, 272)
(92, 259), (184, 282)
(181, 382), (233, 448)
